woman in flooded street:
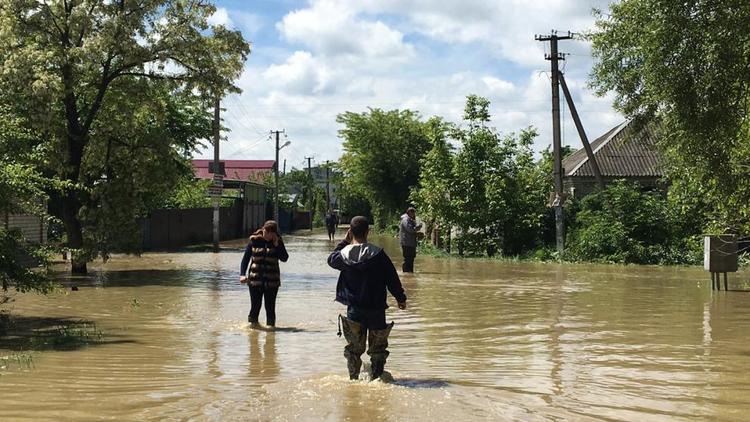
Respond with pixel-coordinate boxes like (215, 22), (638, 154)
(240, 220), (289, 328)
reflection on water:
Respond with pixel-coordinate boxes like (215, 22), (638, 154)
(2, 234), (750, 421)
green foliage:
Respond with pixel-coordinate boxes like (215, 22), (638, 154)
(0, 0), (250, 272)
(411, 95), (550, 256)
(410, 117), (455, 237)
(337, 108), (432, 229)
(0, 107), (56, 297)
(160, 177), (235, 209)
(590, 0), (750, 235)
(566, 181), (701, 264)
(0, 228), (56, 297)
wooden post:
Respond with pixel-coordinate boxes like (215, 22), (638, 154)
(724, 272), (728, 291)
(558, 72), (605, 190)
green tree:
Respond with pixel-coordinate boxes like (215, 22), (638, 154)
(0, 107), (57, 298)
(414, 95), (549, 256)
(410, 117), (454, 246)
(451, 95), (535, 256)
(0, 0), (250, 272)
(337, 108), (431, 229)
(589, 0), (750, 234)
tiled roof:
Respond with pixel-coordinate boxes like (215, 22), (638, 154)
(562, 120), (663, 178)
(192, 159), (275, 182)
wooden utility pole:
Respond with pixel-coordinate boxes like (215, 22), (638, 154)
(212, 97), (221, 252)
(558, 72), (605, 190)
(536, 31), (570, 254)
(325, 160), (331, 211)
(305, 156), (313, 231)
(270, 130), (285, 223)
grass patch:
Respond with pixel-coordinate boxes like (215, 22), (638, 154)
(0, 316), (105, 352)
(0, 352), (34, 371)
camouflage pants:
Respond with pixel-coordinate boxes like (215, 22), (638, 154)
(339, 316), (394, 380)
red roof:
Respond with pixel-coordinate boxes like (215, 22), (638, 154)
(192, 159), (275, 182)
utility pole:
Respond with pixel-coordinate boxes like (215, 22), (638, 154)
(305, 156), (313, 231)
(536, 30), (571, 255)
(325, 160), (331, 212)
(211, 97), (221, 252)
(283, 159), (286, 176)
(270, 130), (285, 223)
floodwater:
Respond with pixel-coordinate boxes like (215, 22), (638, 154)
(2, 234), (750, 421)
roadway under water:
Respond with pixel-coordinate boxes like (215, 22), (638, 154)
(2, 234), (750, 421)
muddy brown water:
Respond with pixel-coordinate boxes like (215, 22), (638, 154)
(2, 234), (750, 421)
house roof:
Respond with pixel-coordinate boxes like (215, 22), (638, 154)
(562, 120), (663, 178)
(192, 159), (275, 182)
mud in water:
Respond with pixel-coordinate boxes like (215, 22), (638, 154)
(2, 234), (750, 421)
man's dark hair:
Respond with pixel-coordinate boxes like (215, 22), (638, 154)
(350, 216), (369, 238)
(406, 207), (416, 213)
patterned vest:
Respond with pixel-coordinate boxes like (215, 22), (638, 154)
(246, 237), (282, 288)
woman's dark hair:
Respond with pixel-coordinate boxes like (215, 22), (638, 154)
(251, 220), (278, 237)
(350, 216), (369, 238)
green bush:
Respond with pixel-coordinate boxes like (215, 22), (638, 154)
(566, 181), (701, 265)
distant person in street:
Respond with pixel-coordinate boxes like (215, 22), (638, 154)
(399, 207), (422, 273)
(240, 220), (289, 329)
(327, 216), (407, 381)
(325, 209), (338, 241)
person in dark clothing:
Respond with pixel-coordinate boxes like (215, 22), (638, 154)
(240, 220), (289, 328)
(325, 209), (338, 241)
(399, 207), (422, 273)
(327, 216), (407, 381)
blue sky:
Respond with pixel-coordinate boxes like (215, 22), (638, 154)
(196, 0), (622, 171)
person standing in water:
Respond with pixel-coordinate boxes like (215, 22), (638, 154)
(240, 220), (289, 328)
(399, 207), (422, 273)
(325, 209), (338, 241)
(327, 216), (407, 381)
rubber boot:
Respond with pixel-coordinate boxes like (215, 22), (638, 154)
(340, 316), (367, 380)
(367, 322), (394, 381)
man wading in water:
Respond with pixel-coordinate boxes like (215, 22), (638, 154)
(399, 207), (422, 273)
(328, 216), (407, 381)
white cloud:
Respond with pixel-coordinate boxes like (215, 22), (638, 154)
(482, 77), (516, 97)
(355, 0), (610, 67)
(262, 51), (333, 95)
(195, 1), (623, 168)
(207, 7), (233, 28)
(276, 0), (415, 63)
(233, 11), (263, 37)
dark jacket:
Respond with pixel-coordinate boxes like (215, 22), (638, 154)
(327, 240), (406, 309)
(240, 235), (289, 288)
(325, 213), (338, 228)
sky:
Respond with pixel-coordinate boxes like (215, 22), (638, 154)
(195, 0), (623, 171)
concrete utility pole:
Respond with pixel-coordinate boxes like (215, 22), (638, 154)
(212, 97), (222, 252)
(536, 30), (571, 255)
(270, 130), (286, 223)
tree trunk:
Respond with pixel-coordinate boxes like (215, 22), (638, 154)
(61, 190), (87, 274)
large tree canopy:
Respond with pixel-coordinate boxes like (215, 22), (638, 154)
(337, 108), (431, 228)
(590, 0), (750, 233)
(0, 0), (250, 272)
